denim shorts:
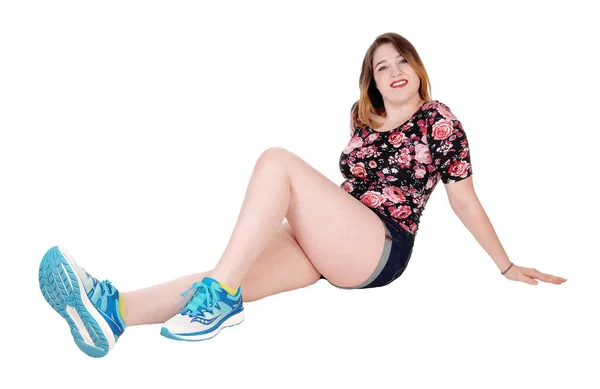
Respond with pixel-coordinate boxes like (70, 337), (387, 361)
(320, 212), (415, 289)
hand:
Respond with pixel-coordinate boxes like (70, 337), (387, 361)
(503, 264), (567, 285)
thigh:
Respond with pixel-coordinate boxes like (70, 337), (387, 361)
(261, 147), (387, 288)
(241, 221), (320, 302)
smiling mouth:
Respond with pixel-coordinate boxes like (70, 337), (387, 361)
(390, 80), (408, 88)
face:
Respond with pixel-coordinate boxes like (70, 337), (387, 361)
(372, 43), (421, 105)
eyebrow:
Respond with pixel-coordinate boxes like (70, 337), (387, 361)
(375, 54), (403, 69)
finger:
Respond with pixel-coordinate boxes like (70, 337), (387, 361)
(547, 274), (568, 283)
(548, 273), (568, 282)
(529, 269), (567, 284)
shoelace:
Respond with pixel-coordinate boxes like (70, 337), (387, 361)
(100, 280), (116, 296)
(82, 267), (116, 297)
(180, 282), (218, 314)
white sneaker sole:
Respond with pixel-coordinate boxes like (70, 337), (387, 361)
(160, 310), (245, 342)
(38, 246), (116, 357)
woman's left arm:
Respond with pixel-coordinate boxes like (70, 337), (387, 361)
(444, 176), (567, 286)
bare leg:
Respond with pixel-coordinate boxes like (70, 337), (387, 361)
(206, 147), (385, 289)
(207, 149), (294, 288)
(121, 221), (320, 326)
(124, 146), (387, 325)
(38, 147), (389, 355)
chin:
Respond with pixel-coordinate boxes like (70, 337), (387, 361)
(384, 93), (418, 105)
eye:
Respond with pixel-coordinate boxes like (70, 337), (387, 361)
(378, 66), (387, 72)
(400, 59), (407, 64)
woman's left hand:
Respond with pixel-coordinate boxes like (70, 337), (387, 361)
(503, 264), (567, 285)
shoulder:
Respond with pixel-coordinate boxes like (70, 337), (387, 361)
(428, 100), (458, 120)
(424, 100), (459, 121)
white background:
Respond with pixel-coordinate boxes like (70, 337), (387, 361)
(1, 1), (598, 388)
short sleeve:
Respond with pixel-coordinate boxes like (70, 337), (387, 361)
(426, 102), (473, 184)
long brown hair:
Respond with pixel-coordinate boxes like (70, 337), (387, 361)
(352, 32), (432, 129)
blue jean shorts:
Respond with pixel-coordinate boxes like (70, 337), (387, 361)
(320, 212), (415, 289)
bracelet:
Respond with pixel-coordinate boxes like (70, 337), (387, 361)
(501, 262), (514, 275)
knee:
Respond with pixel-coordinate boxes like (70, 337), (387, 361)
(255, 147), (292, 170)
(258, 146), (290, 161)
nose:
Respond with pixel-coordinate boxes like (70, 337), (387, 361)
(392, 65), (403, 78)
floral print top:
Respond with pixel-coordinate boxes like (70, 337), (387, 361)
(339, 100), (473, 236)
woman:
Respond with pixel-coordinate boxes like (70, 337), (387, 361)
(38, 32), (567, 358)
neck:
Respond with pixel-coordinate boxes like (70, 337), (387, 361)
(383, 95), (424, 122)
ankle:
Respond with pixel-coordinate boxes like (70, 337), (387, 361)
(218, 281), (239, 296)
(205, 273), (239, 295)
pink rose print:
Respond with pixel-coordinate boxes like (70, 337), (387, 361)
(367, 133), (379, 143)
(449, 160), (469, 177)
(350, 162), (367, 178)
(360, 146), (376, 158)
(437, 104), (457, 120)
(432, 119), (453, 140)
(420, 126), (428, 144)
(382, 186), (406, 203)
(425, 176), (435, 189)
(422, 101), (437, 110)
(390, 205), (412, 219)
(414, 166), (426, 178)
(406, 222), (417, 234)
(413, 194), (424, 207)
(388, 132), (406, 147)
(360, 191), (386, 208)
(414, 143), (432, 164)
(398, 148), (412, 165)
(338, 100), (471, 236)
(343, 136), (363, 154)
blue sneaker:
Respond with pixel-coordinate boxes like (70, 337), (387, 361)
(161, 277), (244, 342)
(38, 246), (126, 358)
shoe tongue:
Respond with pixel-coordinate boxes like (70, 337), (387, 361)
(184, 278), (221, 313)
